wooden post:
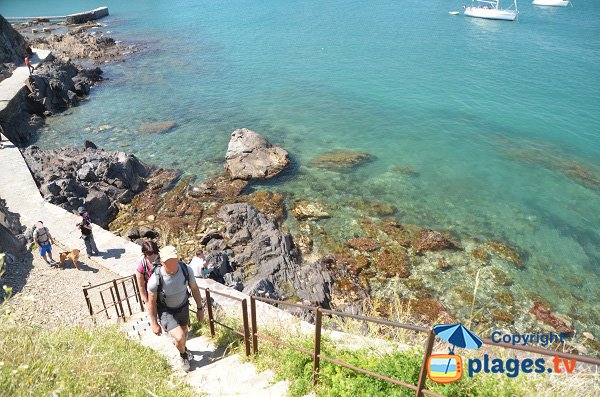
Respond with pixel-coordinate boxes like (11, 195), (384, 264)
(416, 328), (436, 397)
(241, 299), (251, 357)
(312, 307), (322, 386)
(250, 296), (258, 354)
(205, 289), (215, 337)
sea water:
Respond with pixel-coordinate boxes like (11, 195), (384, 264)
(3, 1), (599, 323)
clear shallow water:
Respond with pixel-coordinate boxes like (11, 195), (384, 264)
(5, 1), (600, 321)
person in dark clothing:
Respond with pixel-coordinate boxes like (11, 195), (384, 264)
(77, 206), (99, 257)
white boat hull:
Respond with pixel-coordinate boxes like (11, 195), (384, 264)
(532, 0), (569, 6)
(464, 7), (518, 21)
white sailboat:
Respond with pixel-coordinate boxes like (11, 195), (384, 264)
(464, 0), (519, 21)
(532, 0), (570, 7)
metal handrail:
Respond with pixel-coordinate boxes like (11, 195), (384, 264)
(198, 287), (600, 397)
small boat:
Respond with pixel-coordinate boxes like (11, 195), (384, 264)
(532, 0), (570, 6)
(449, 11), (461, 15)
(464, 0), (519, 21)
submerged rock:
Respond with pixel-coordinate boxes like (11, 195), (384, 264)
(413, 229), (461, 254)
(309, 150), (373, 170)
(530, 302), (574, 335)
(138, 120), (177, 134)
(347, 237), (380, 252)
(290, 200), (330, 221)
(224, 128), (289, 180)
(486, 241), (524, 269)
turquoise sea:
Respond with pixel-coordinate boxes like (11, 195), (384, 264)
(4, 1), (599, 326)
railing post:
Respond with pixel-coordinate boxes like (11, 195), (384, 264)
(121, 280), (132, 316)
(241, 299), (251, 357)
(109, 287), (120, 318)
(83, 288), (94, 319)
(112, 280), (126, 319)
(250, 296), (258, 354)
(99, 290), (110, 319)
(312, 307), (322, 386)
(416, 328), (436, 397)
(205, 289), (215, 337)
(132, 274), (144, 311)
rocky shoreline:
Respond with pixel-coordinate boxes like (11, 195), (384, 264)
(0, 15), (138, 146)
(2, 15), (599, 357)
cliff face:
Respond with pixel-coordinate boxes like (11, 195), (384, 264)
(0, 15), (28, 63)
(0, 15), (29, 81)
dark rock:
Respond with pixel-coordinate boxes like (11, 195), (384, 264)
(0, 16), (28, 82)
(224, 128), (289, 180)
(218, 203), (331, 307)
(206, 238), (228, 252)
(84, 140), (97, 150)
(22, 144), (150, 228)
(138, 226), (158, 239)
(243, 278), (279, 299)
(126, 228), (140, 240)
(200, 230), (223, 245)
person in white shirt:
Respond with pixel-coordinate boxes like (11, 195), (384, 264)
(189, 250), (207, 279)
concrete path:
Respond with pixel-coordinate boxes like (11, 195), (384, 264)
(0, 141), (141, 276)
(124, 312), (291, 396)
(0, 49), (51, 112)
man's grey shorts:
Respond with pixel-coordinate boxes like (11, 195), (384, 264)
(158, 304), (189, 332)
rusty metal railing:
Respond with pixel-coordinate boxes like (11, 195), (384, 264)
(202, 288), (251, 356)
(82, 275), (143, 323)
(197, 287), (600, 397)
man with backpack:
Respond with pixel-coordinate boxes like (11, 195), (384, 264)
(147, 245), (205, 371)
(33, 221), (57, 265)
(77, 207), (99, 257)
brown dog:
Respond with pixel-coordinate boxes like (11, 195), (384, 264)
(59, 249), (80, 270)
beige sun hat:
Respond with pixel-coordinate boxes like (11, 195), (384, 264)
(159, 245), (178, 262)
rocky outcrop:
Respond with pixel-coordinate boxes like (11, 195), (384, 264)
(210, 203), (331, 307)
(27, 58), (103, 113)
(22, 143), (150, 228)
(290, 200), (330, 221)
(26, 22), (136, 64)
(1, 58), (103, 145)
(0, 15), (29, 83)
(225, 128), (289, 180)
(0, 198), (27, 254)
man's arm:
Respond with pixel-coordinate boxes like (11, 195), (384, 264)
(135, 272), (148, 306)
(147, 291), (162, 335)
(189, 281), (205, 322)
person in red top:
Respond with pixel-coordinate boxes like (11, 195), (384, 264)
(25, 56), (34, 75)
(135, 240), (160, 308)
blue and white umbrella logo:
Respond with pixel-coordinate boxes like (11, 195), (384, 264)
(433, 323), (483, 354)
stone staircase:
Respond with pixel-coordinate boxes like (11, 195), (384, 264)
(123, 312), (293, 397)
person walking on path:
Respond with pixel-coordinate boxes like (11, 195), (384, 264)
(77, 207), (99, 257)
(189, 249), (208, 279)
(24, 56), (34, 75)
(147, 246), (205, 371)
(135, 240), (160, 308)
(33, 221), (56, 265)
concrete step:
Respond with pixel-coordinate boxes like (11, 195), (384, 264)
(123, 312), (292, 396)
